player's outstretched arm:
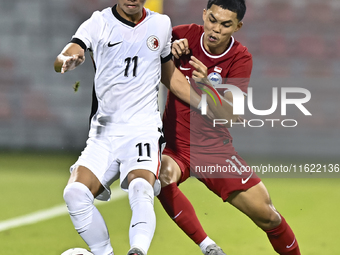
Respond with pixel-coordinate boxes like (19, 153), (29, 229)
(54, 43), (85, 73)
(161, 60), (202, 109)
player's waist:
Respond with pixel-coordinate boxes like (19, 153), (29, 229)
(89, 116), (162, 136)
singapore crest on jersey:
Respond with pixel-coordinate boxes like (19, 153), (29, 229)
(208, 72), (223, 87)
(147, 35), (160, 51)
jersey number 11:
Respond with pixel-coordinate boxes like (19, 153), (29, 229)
(124, 56), (138, 77)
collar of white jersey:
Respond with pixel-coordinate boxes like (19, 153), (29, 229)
(200, 33), (234, 59)
(112, 4), (147, 27)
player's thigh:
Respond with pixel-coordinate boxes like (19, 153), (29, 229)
(159, 154), (182, 187)
(128, 169), (156, 186)
(118, 128), (164, 190)
(160, 146), (191, 187)
(192, 151), (260, 201)
(70, 136), (120, 201)
(68, 165), (105, 197)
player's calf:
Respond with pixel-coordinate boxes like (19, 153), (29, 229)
(128, 178), (155, 255)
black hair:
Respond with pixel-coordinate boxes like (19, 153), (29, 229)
(207, 0), (246, 21)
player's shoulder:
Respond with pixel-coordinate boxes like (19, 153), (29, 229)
(86, 7), (112, 24)
(145, 8), (171, 24)
(172, 23), (203, 42)
(232, 38), (252, 60)
(173, 23), (203, 35)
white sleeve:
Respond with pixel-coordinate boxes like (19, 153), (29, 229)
(71, 11), (103, 51)
(160, 16), (172, 62)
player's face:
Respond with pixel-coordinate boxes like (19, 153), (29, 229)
(202, 4), (243, 55)
(116, 0), (146, 22)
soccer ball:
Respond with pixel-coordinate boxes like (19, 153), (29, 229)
(61, 248), (93, 255)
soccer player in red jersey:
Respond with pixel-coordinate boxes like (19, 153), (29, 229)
(157, 0), (301, 254)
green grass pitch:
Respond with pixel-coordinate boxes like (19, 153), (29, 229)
(0, 152), (339, 254)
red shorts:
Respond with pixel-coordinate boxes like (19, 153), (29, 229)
(162, 143), (261, 201)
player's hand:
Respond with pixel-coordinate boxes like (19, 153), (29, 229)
(189, 56), (210, 86)
(171, 38), (190, 59)
(60, 54), (85, 74)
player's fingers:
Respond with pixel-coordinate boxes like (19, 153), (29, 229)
(190, 56), (206, 71)
(192, 70), (203, 78)
(171, 46), (181, 59)
(178, 39), (189, 54)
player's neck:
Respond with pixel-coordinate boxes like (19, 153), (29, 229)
(116, 5), (145, 24)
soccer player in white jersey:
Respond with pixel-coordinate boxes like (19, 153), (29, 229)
(54, 1), (199, 255)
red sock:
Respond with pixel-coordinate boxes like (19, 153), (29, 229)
(157, 182), (207, 244)
(265, 215), (301, 255)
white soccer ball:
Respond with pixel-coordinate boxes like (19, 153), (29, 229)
(61, 248), (93, 255)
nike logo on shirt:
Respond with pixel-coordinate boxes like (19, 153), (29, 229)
(179, 65), (191, 71)
(108, 41), (122, 47)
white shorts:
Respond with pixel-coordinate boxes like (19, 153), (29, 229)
(70, 127), (165, 201)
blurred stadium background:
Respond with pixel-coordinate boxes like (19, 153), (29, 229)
(0, 0), (339, 158)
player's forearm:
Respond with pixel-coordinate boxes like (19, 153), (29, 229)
(168, 68), (201, 108)
(162, 60), (201, 109)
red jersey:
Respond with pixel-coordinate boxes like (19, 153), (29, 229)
(163, 24), (253, 153)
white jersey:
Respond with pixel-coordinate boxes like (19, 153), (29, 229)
(71, 6), (172, 136)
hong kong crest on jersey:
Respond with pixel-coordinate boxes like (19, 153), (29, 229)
(208, 72), (223, 87)
(147, 36), (160, 51)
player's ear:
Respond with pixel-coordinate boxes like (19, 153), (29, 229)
(234, 21), (243, 33)
(202, 9), (207, 22)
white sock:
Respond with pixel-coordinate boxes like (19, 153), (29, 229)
(199, 236), (216, 254)
(128, 178), (156, 255)
(63, 182), (113, 255)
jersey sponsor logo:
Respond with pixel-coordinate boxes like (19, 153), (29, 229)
(108, 41), (123, 47)
(131, 221), (147, 228)
(241, 171), (253, 184)
(179, 65), (191, 71)
(147, 35), (160, 51)
(207, 72), (223, 87)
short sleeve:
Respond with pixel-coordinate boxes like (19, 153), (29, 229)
(71, 11), (103, 51)
(160, 16), (172, 63)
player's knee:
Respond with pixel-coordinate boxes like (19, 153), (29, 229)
(128, 178), (154, 206)
(159, 159), (180, 187)
(63, 182), (94, 211)
(255, 205), (282, 230)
